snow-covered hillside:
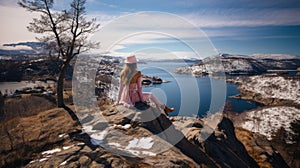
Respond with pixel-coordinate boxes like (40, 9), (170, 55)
(174, 53), (300, 75)
(236, 75), (300, 105)
(236, 106), (300, 140)
(231, 74), (300, 140)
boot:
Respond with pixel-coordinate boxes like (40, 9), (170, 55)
(163, 104), (174, 113)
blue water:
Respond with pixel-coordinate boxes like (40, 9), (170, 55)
(139, 61), (259, 117)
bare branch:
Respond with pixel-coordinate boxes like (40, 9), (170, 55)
(19, 0), (100, 73)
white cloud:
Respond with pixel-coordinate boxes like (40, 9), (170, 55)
(91, 12), (214, 55)
(1, 1), (299, 57)
(183, 8), (300, 27)
(0, 5), (39, 46)
(92, 7), (300, 29)
(89, 7), (300, 52)
(101, 46), (203, 60)
(89, 12), (222, 59)
(0, 45), (32, 50)
(89, 12), (121, 25)
(115, 33), (180, 46)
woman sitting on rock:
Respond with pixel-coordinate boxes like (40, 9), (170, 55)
(113, 55), (174, 114)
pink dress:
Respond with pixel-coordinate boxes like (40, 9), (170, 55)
(117, 73), (144, 107)
(116, 72), (162, 108)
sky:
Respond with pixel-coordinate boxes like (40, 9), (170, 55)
(1, 0), (300, 59)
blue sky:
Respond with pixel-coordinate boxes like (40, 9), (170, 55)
(0, 0), (300, 58)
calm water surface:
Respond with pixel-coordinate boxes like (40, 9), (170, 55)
(139, 61), (259, 117)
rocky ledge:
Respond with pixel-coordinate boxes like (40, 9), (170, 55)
(0, 102), (289, 167)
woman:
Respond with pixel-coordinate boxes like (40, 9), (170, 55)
(113, 55), (174, 113)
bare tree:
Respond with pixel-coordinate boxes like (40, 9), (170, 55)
(18, 0), (99, 113)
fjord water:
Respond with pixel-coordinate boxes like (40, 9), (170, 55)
(139, 61), (259, 117)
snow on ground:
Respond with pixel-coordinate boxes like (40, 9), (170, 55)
(82, 125), (97, 133)
(58, 133), (67, 138)
(175, 53), (300, 76)
(238, 106), (300, 140)
(223, 59), (254, 72)
(41, 148), (62, 155)
(29, 143), (85, 165)
(39, 158), (48, 162)
(84, 122), (157, 157)
(175, 55), (256, 75)
(125, 137), (154, 150)
(63, 145), (75, 150)
(239, 75), (300, 104)
(113, 124), (131, 130)
(60, 160), (67, 166)
(141, 151), (156, 156)
(90, 130), (108, 145)
(122, 137), (156, 156)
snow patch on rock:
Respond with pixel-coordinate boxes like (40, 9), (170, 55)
(125, 137), (154, 150)
(41, 148), (62, 155)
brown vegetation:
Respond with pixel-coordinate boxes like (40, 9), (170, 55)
(1, 96), (55, 122)
(0, 107), (80, 167)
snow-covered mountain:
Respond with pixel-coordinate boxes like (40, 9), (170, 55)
(0, 42), (47, 60)
(251, 54), (300, 60)
(174, 53), (300, 76)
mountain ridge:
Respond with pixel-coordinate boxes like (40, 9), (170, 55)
(174, 53), (300, 76)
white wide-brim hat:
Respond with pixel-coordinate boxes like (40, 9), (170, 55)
(125, 55), (138, 64)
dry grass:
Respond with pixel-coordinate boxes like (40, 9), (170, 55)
(0, 107), (80, 167)
(1, 96), (55, 122)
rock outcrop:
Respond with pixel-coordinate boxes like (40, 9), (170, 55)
(235, 127), (289, 168)
(0, 104), (289, 167)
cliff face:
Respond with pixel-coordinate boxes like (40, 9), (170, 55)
(0, 105), (288, 167)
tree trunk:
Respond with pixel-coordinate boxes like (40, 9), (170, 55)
(0, 91), (4, 114)
(56, 63), (80, 123)
(56, 64), (67, 107)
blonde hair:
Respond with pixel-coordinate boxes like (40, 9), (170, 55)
(120, 63), (137, 85)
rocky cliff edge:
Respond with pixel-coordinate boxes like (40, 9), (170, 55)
(0, 104), (288, 167)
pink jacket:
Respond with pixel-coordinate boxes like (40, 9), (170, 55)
(116, 72), (144, 107)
